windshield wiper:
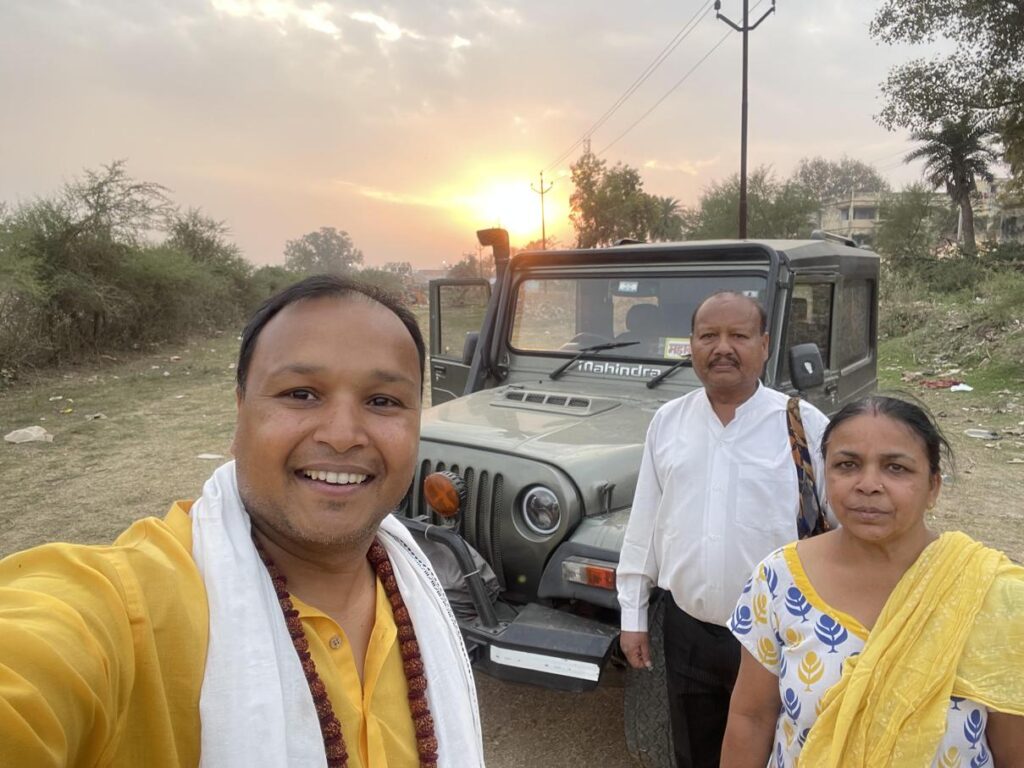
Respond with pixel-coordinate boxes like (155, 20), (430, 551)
(646, 356), (692, 389)
(549, 340), (639, 380)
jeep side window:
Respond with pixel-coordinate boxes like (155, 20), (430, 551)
(836, 279), (874, 368)
(782, 282), (833, 381)
(437, 283), (490, 359)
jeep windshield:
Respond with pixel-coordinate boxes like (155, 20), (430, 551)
(509, 273), (767, 362)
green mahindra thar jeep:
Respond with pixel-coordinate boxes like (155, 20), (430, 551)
(397, 229), (878, 765)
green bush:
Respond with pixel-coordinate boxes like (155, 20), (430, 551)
(983, 241), (1024, 265)
(248, 266), (295, 310)
(112, 245), (214, 343)
(915, 256), (988, 294)
(0, 163), (407, 379)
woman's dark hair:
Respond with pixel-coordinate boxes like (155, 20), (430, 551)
(821, 395), (952, 476)
(236, 274), (425, 394)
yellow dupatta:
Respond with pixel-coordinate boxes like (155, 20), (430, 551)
(800, 531), (1024, 767)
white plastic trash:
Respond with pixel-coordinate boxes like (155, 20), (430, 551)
(964, 428), (1000, 440)
(4, 426), (54, 444)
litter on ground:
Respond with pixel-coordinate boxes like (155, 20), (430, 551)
(4, 426), (54, 444)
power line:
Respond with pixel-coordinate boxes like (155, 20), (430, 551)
(598, 24), (732, 156)
(713, 0), (776, 239)
(545, 1), (714, 172)
(865, 146), (912, 165)
(596, 0), (768, 158)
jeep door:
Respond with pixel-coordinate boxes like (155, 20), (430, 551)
(832, 271), (878, 405)
(781, 277), (840, 413)
(428, 278), (491, 404)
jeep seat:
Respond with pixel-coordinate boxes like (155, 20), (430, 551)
(615, 303), (663, 355)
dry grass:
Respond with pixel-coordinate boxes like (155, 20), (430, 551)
(0, 333), (239, 556)
(909, 388), (1024, 562)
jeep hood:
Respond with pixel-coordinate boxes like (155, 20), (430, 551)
(420, 385), (659, 471)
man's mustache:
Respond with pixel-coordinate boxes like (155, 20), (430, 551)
(709, 355), (739, 366)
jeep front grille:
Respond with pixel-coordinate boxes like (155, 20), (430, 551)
(413, 458), (506, 588)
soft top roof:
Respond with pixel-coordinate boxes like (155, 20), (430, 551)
(510, 238), (876, 270)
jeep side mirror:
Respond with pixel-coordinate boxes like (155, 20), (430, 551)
(462, 332), (480, 366)
(789, 343), (825, 390)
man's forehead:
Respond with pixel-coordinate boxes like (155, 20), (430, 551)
(253, 296), (416, 363)
(263, 295), (401, 338)
(694, 296), (761, 326)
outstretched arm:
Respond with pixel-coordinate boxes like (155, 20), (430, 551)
(0, 546), (134, 767)
(720, 648), (780, 768)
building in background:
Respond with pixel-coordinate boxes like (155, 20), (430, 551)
(975, 179), (1024, 244)
(819, 178), (1023, 247)
(820, 192), (884, 245)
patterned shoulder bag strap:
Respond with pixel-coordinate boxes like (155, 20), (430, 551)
(786, 396), (831, 539)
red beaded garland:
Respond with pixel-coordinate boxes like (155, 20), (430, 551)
(252, 535), (439, 768)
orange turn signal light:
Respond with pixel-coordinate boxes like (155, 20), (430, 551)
(561, 557), (617, 591)
(422, 471), (467, 518)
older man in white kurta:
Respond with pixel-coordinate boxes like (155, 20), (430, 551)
(617, 292), (828, 768)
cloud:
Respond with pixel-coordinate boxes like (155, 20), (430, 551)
(336, 179), (445, 209)
(210, 0), (341, 38)
(349, 10), (421, 43)
(643, 157), (720, 176)
(472, 2), (522, 26)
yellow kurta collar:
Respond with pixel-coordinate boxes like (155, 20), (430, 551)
(292, 579), (418, 768)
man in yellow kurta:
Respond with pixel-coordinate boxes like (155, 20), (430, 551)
(0, 276), (485, 768)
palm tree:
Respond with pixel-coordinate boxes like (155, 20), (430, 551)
(904, 115), (997, 255)
(648, 196), (686, 242)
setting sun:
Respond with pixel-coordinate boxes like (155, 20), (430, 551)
(466, 179), (540, 241)
(448, 175), (570, 246)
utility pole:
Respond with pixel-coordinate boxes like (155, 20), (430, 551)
(715, 0), (775, 239)
(531, 170), (554, 249)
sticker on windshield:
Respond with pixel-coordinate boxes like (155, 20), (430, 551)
(663, 337), (691, 358)
(617, 280), (639, 293)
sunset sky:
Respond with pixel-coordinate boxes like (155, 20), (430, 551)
(1, 1), (943, 268)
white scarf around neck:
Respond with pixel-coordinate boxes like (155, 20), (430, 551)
(191, 461), (485, 767)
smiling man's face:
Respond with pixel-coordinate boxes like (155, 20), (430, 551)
(231, 294), (421, 556)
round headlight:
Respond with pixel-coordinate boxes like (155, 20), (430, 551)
(521, 486), (561, 536)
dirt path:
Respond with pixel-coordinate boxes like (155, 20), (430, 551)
(912, 388), (1024, 562)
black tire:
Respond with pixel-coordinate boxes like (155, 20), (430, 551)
(623, 595), (674, 767)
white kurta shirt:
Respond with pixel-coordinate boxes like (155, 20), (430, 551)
(617, 384), (829, 630)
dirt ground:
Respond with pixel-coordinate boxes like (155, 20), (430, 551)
(1, 333), (1022, 767)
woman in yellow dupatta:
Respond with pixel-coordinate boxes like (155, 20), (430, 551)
(721, 396), (1024, 767)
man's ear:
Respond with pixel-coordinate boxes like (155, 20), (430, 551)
(230, 388), (243, 457)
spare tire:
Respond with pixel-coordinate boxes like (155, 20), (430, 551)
(622, 594), (674, 767)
